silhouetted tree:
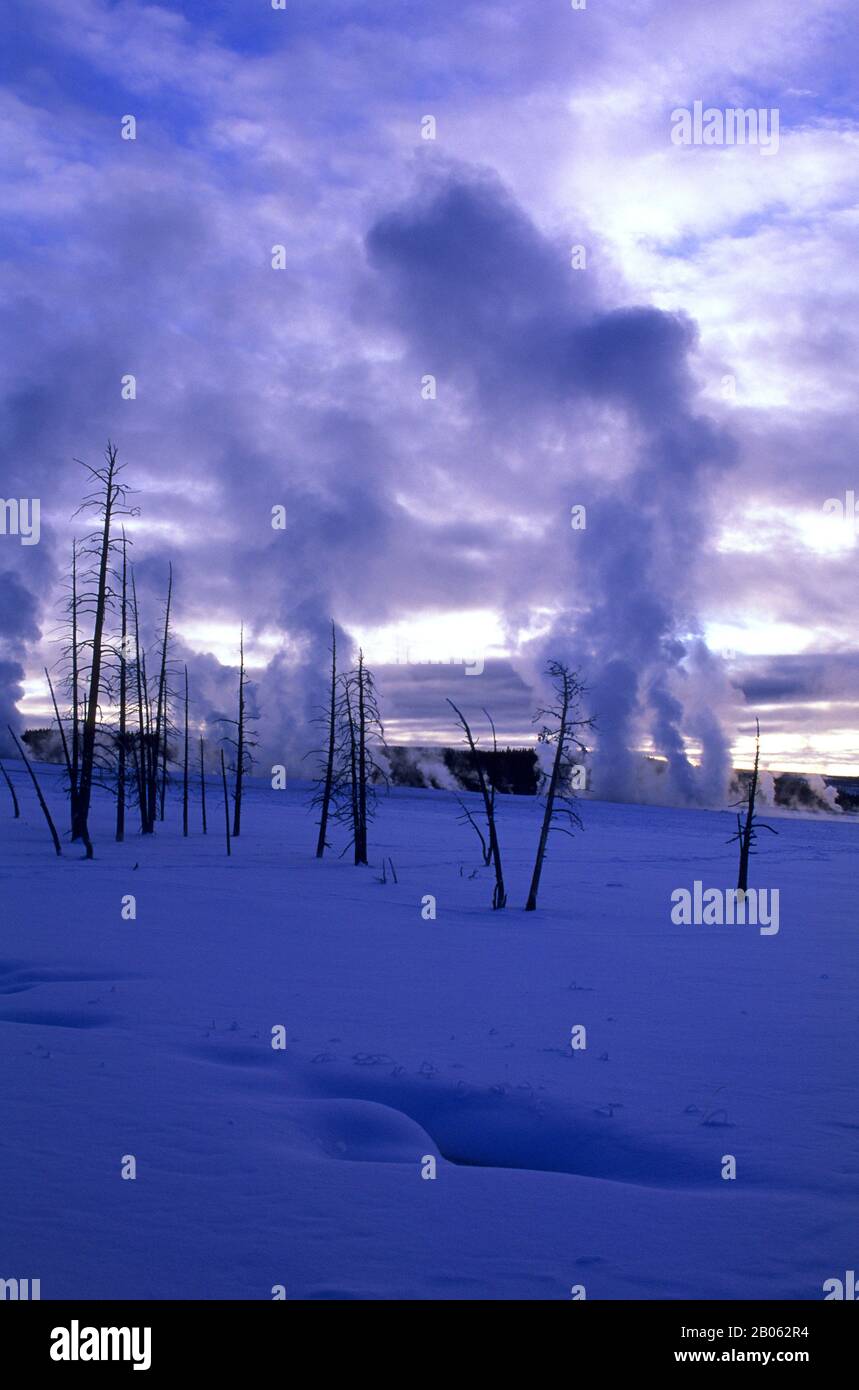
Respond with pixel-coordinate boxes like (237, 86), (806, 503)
(159, 711), (169, 822)
(313, 620), (338, 858)
(525, 662), (593, 912)
(131, 571), (150, 833)
(219, 628), (257, 839)
(334, 650), (386, 865)
(0, 752), (20, 818)
(199, 735), (208, 834)
(447, 700), (506, 909)
(455, 794), (491, 865)
(220, 747), (231, 857)
(67, 540), (81, 833)
(147, 564), (173, 832)
(115, 529), (129, 842)
(729, 717), (777, 892)
(7, 726), (61, 856)
(45, 667), (74, 816)
(182, 665), (190, 838)
(341, 675), (361, 861)
(232, 629), (248, 837)
(73, 442), (137, 855)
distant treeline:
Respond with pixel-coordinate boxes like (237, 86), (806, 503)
(21, 731), (542, 796)
(388, 745), (541, 795)
(20, 728), (858, 811)
(736, 768), (856, 814)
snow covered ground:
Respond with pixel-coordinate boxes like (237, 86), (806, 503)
(0, 763), (856, 1300)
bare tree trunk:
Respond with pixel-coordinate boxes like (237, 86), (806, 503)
(729, 718), (776, 887)
(200, 736), (207, 834)
(139, 653), (153, 832)
(142, 649), (154, 827)
(46, 667), (75, 802)
(149, 565), (172, 831)
(8, 727), (62, 856)
(183, 664), (189, 837)
(737, 720), (760, 893)
(70, 542), (80, 835)
(0, 753), (20, 818)
(116, 531), (128, 842)
(356, 649), (368, 864)
(131, 573), (150, 834)
(129, 735), (142, 833)
(159, 720), (168, 821)
(447, 700), (506, 909)
(315, 620), (337, 858)
(525, 685), (570, 912)
(76, 443), (121, 856)
(455, 795), (491, 865)
(344, 680), (361, 864)
(220, 748), (231, 857)
(232, 627), (245, 838)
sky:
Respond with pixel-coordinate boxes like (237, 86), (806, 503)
(0, 0), (857, 795)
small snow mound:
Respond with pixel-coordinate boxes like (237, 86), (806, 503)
(297, 1098), (439, 1165)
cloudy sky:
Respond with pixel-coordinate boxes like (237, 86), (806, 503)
(1, 0), (857, 796)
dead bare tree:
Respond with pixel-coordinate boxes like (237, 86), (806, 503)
(182, 664), (190, 838)
(7, 727), (62, 856)
(447, 700), (506, 909)
(131, 571), (150, 834)
(218, 628), (257, 839)
(375, 855), (399, 885)
(67, 540), (81, 834)
(45, 661), (91, 857)
(525, 661), (593, 912)
(729, 717), (777, 893)
(199, 735), (208, 834)
(333, 650), (386, 865)
(0, 752), (20, 818)
(233, 630), (245, 837)
(147, 564), (173, 833)
(73, 442), (137, 855)
(455, 795), (491, 865)
(341, 675), (361, 861)
(313, 620), (338, 858)
(232, 628), (249, 837)
(159, 710), (169, 823)
(45, 665), (74, 804)
(115, 529), (129, 842)
(220, 747), (231, 857)
(356, 649), (369, 864)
